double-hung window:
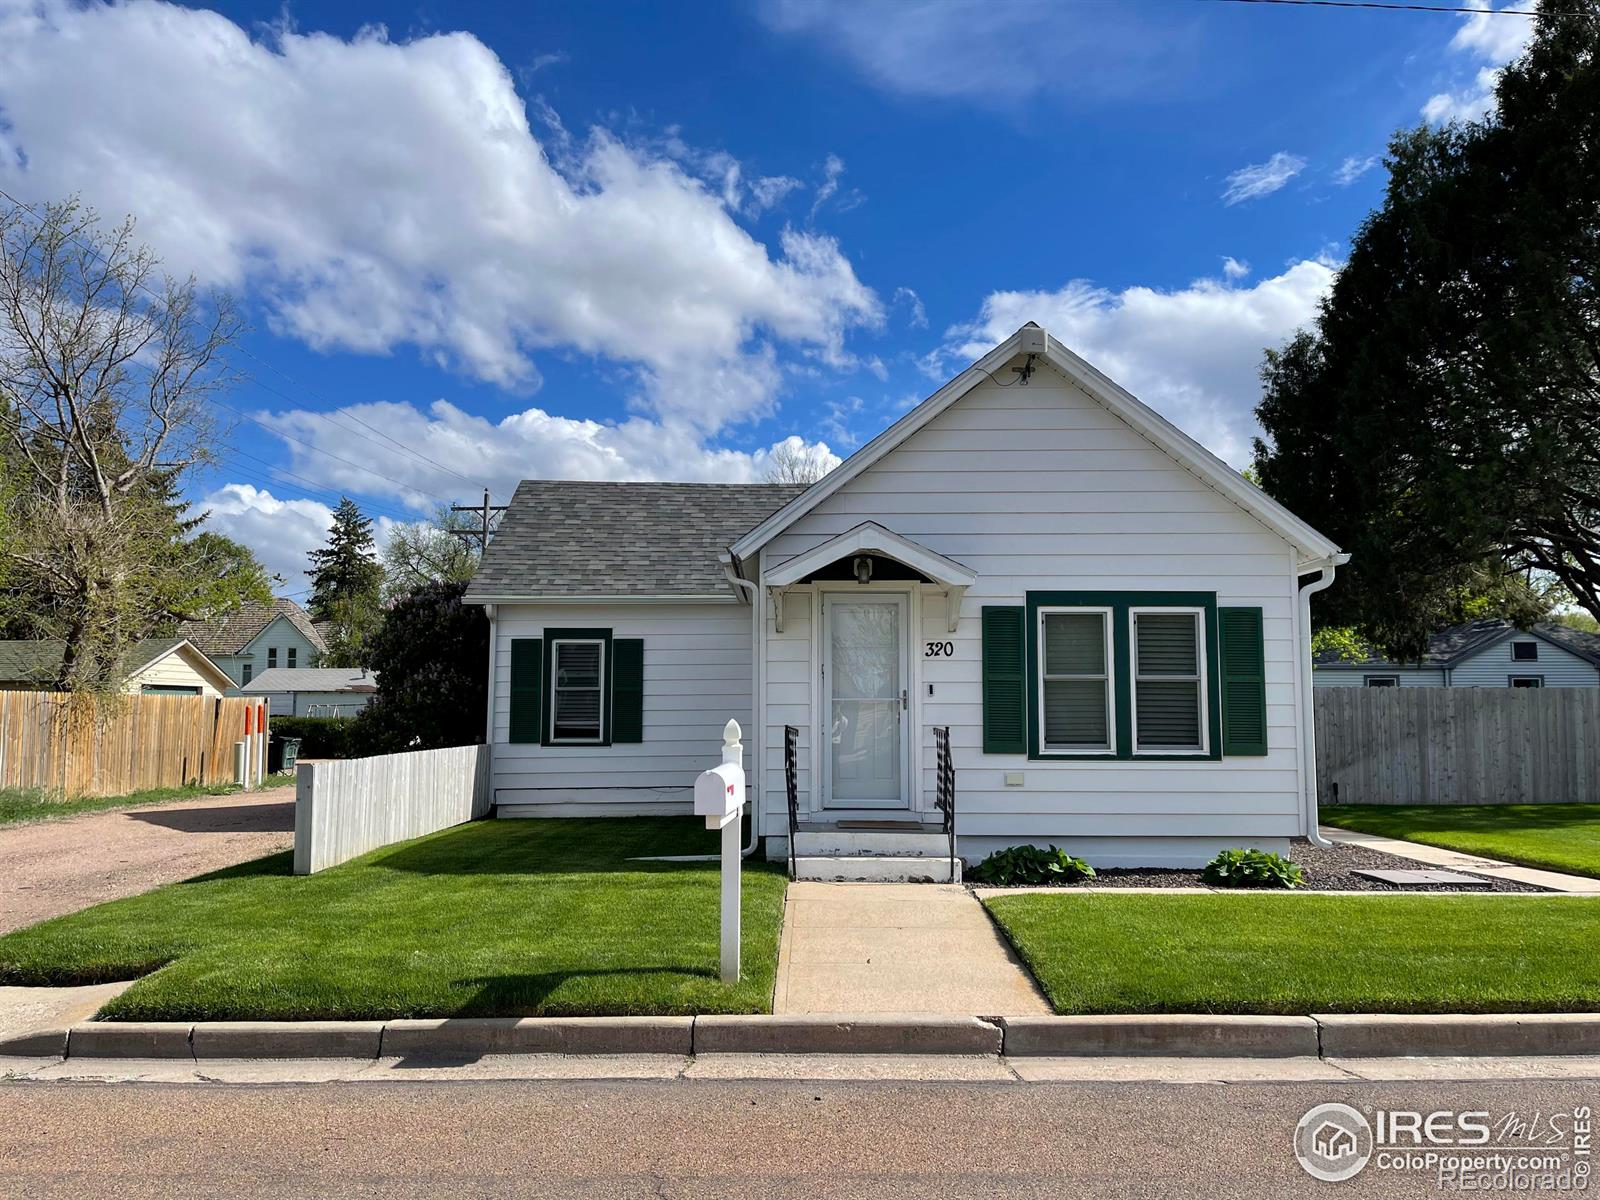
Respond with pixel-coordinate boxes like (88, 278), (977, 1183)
(1038, 608), (1114, 753)
(267, 648), (278, 669)
(549, 638), (606, 743)
(287, 648), (297, 668)
(1131, 608), (1206, 754)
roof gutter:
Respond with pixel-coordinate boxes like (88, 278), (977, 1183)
(721, 553), (762, 861)
(1298, 554), (1349, 846)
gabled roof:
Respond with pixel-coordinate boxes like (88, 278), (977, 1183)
(464, 481), (806, 603)
(730, 324), (1344, 567)
(179, 599), (327, 657)
(240, 667), (378, 694)
(0, 637), (232, 691)
(1313, 619), (1600, 669)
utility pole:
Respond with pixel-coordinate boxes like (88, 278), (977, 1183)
(449, 489), (506, 551)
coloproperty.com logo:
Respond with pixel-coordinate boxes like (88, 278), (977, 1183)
(1294, 1102), (1593, 1190)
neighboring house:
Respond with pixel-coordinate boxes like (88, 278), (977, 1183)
(0, 638), (235, 697)
(464, 324), (1346, 870)
(1313, 619), (1600, 689)
(179, 599), (328, 689)
(239, 667), (378, 717)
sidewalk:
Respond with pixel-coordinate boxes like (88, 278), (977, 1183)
(773, 882), (1050, 1015)
(1319, 826), (1600, 893)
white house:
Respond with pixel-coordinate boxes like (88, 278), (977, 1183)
(464, 325), (1346, 873)
(239, 667), (378, 716)
(0, 637), (235, 697)
(180, 599), (328, 689)
(1313, 619), (1600, 688)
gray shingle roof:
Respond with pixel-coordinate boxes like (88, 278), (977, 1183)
(0, 637), (187, 684)
(464, 480), (807, 602)
(1314, 619), (1600, 669)
(179, 598), (327, 657)
(240, 667), (377, 694)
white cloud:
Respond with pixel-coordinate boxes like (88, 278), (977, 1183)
(1421, 3), (1533, 124)
(1333, 155), (1379, 186)
(199, 484), (339, 592)
(0, 0), (882, 432)
(894, 286), (929, 329)
(1221, 153), (1307, 206)
(758, 0), (1199, 106)
(1221, 257), (1250, 281)
(943, 257), (1339, 466)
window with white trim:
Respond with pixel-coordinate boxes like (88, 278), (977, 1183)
(1038, 608), (1114, 753)
(288, 648), (297, 668)
(1509, 675), (1543, 688)
(1131, 608), (1207, 753)
(1364, 675), (1399, 688)
(549, 638), (605, 743)
(267, 647), (278, 669)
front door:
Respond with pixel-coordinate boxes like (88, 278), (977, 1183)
(823, 593), (909, 808)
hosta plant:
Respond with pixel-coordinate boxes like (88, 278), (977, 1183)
(968, 844), (1096, 886)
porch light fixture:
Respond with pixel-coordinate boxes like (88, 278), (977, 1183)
(853, 555), (873, 585)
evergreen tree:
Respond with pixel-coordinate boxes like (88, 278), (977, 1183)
(306, 497), (385, 667)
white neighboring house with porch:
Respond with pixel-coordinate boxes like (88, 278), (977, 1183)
(464, 325), (1346, 874)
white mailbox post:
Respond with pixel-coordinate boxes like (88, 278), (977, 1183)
(694, 719), (746, 984)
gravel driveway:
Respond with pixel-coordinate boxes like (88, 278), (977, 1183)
(0, 787), (294, 935)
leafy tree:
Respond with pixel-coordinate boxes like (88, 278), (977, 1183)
(0, 198), (253, 691)
(306, 496), (384, 666)
(354, 579), (487, 751)
(1253, 3), (1600, 657)
(380, 507), (479, 604)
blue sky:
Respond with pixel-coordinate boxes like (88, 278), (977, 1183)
(0, 0), (1532, 590)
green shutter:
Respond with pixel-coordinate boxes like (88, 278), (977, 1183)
(1218, 607), (1267, 756)
(508, 638), (543, 745)
(982, 606), (1028, 754)
(611, 638), (644, 743)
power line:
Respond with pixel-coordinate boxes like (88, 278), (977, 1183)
(1200, 0), (1544, 15)
(0, 187), (484, 496)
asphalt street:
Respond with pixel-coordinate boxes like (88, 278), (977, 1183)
(3, 1073), (1595, 1198)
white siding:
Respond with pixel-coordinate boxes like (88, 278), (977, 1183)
(220, 617), (324, 688)
(759, 362), (1309, 866)
(1450, 635), (1599, 688)
(290, 690), (373, 717)
(133, 647), (226, 697)
(1314, 668), (1446, 688)
(491, 602), (750, 816)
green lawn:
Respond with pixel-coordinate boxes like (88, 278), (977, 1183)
(984, 893), (1600, 1014)
(1321, 803), (1600, 879)
(0, 817), (787, 1021)
(0, 782), (242, 828)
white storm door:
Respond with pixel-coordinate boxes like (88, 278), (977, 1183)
(823, 593), (909, 808)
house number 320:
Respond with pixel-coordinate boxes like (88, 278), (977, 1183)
(924, 641), (955, 657)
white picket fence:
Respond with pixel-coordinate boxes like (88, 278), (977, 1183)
(293, 744), (491, 874)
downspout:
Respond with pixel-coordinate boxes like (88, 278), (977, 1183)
(722, 555), (762, 859)
(1297, 558), (1347, 846)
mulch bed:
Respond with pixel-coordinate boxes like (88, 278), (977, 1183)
(976, 839), (1548, 893)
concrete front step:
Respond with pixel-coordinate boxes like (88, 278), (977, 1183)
(793, 830), (950, 857)
(793, 855), (961, 883)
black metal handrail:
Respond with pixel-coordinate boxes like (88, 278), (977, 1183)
(934, 725), (956, 873)
(784, 724), (800, 879)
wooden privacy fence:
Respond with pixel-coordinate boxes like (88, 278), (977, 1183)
(1315, 687), (1600, 806)
(0, 689), (253, 797)
(294, 744), (491, 874)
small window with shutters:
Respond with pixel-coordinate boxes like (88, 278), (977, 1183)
(549, 638), (606, 744)
(1130, 608), (1206, 754)
(1037, 608), (1115, 753)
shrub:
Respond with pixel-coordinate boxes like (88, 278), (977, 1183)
(1201, 847), (1304, 889)
(968, 844), (1096, 886)
(267, 715), (365, 760)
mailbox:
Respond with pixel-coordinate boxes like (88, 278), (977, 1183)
(694, 761), (744, 829)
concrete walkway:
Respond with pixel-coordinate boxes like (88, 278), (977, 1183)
(773, 882), (1050, 1015)
(1320, 826), (1600, 893)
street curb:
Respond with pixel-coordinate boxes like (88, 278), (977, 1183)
(67, 1022), (194, 1059)
(999, 1015), (1319, 1058)
(694, 1015), (1003, 1055)
(191, 1021), (385, 1059)
(1313, 1013), (1600, 1058)
(383, 1017), (693, 1058)
(6, 1012), (1600, 1063)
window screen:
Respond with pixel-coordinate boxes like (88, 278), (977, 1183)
(550, 640), (605, 742)
(1040, 611), (1111, 751)
(1133, 611), (1203, 751)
